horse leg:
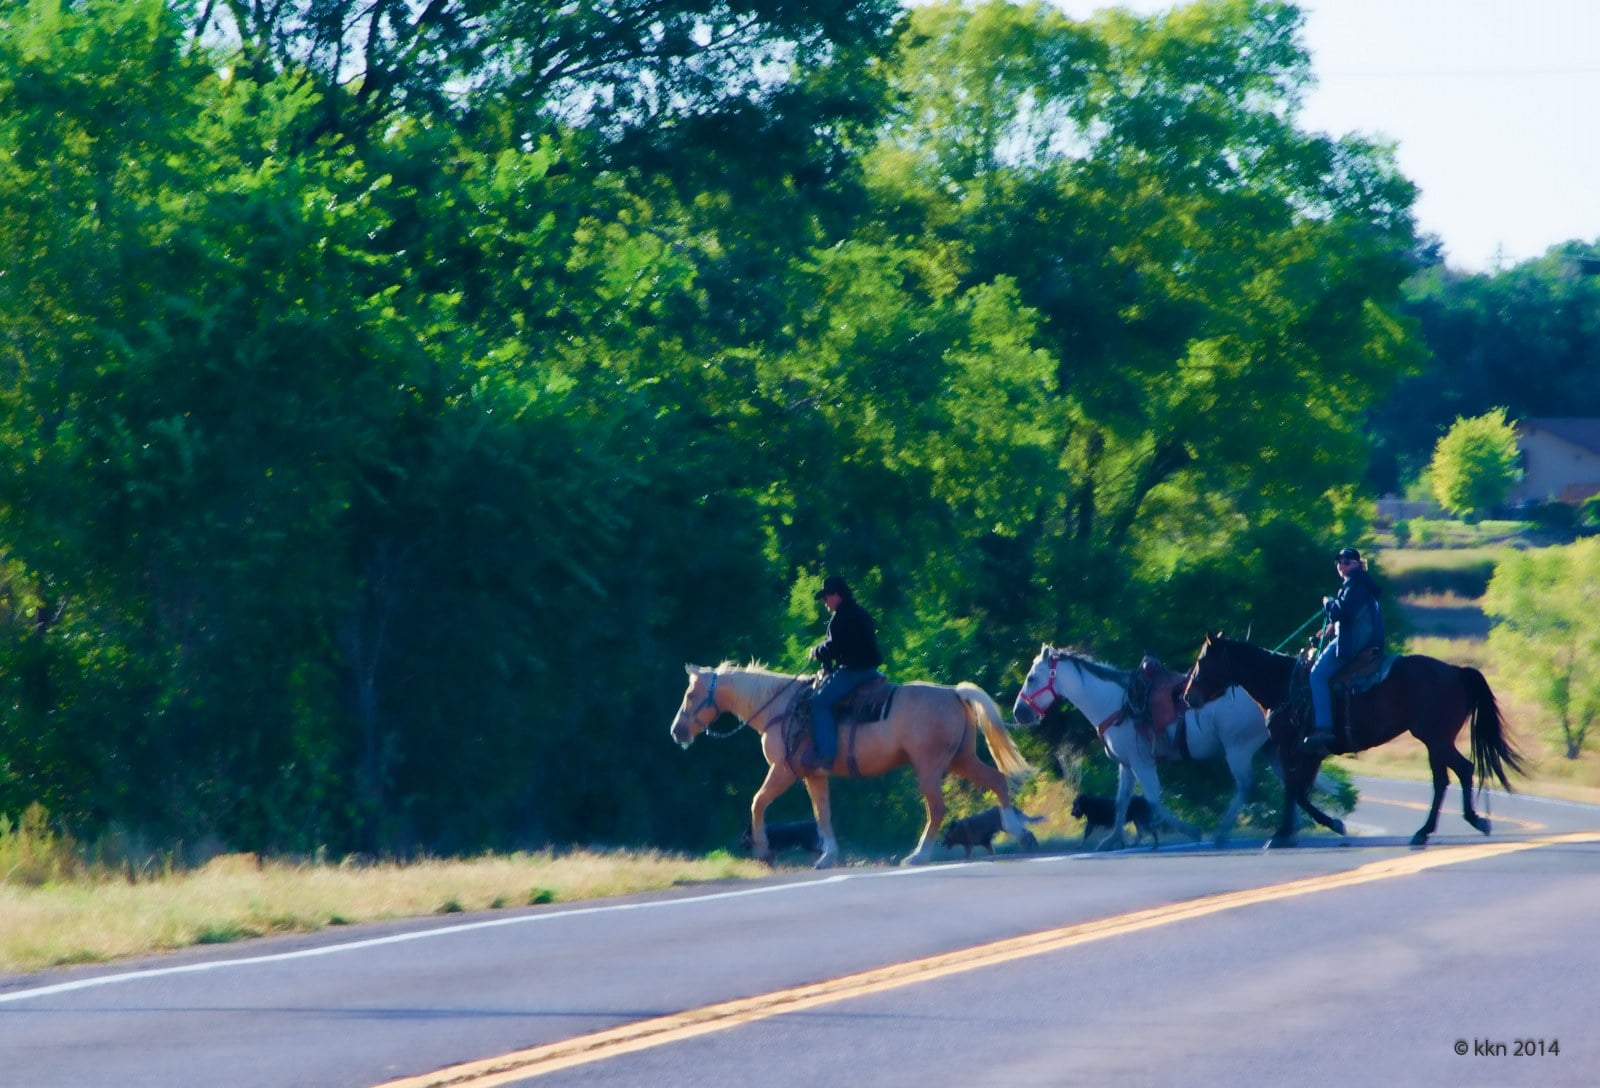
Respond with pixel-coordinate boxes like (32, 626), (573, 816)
(1268, 752), (1313, 849)
(901, 763), (947, 867)
(1265, 753), (1302, 841)
(1214, 746), (1256, 847)
(798, 773), (841, 869)
(1095, 764), (1135, 851)
(748, 763), (805, 865)
(1122, 756), (1200, 847)
(1448, 745), (1491, 835)
(1410, 748), (1451, 847)
(949, 749), (1036, 843)
(1296, 787), (1347, 836)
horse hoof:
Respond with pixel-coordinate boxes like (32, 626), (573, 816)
(813, 853), (837, 870)
(898, 853), (930, 867)
(1330, 820), (1347, 837)
(1470, 817), (1491, 836)
(1408, 831), (1430, 847)
(1265, 835), (1297, 850)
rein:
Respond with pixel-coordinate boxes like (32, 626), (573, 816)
(700, 671), (807, 739)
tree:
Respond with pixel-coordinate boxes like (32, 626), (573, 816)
(862, 0), (1424, 663)
(1483, 539), (1600, 759)
(1367, 242), (1600, 493)
(1428, 408), (1522, 520)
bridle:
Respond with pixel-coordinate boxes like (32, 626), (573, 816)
(1023, 649), (1195, 738)
(689, 671), (806, 740)
(1016, 651), (1064, 717)
(1017, 651), (1122, 737)
(688, 672), (740, 739)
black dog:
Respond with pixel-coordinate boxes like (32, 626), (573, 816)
(740, 819), (823, 856)
(1070, 793), (1158, 847)
(939, 806), (1043, 858)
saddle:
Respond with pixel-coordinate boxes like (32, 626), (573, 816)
(1125, 655), (1193, 760)
(786, 673), (898, 776)
(1287, 647), (1398, 750)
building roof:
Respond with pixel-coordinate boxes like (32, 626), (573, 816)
(1518, 417), (1600, 456)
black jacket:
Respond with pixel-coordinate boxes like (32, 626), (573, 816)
(1326, 567), (1384, 659)
(813, 597), (883, 671)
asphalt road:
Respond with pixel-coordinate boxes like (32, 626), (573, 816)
(3, 777), (1598, 1088)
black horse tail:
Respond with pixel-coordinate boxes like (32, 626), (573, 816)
(1463, 666), (1528, 792)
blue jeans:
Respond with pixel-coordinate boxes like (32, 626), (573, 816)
(812, 668), (877, 761)
(1309, 639), (1346, 732)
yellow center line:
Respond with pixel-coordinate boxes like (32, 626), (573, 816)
(376, 831), (1600, 1088)
(1365, 796), (1545, 829)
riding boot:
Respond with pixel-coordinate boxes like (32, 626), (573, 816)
(800, 746), (832, 774)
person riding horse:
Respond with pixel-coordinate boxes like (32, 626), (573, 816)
(805, 575), (884, 772)
(1306, 546), (1385, 748)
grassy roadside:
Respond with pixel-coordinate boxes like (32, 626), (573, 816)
(7, 527), (1595, 978)
(0, 848), (771, 975)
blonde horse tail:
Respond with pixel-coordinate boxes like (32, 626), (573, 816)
(956, 682), (1033, 780)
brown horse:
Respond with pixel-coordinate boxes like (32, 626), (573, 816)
(1182, 633), (1528, 847)
(670, 663), (1034, 867)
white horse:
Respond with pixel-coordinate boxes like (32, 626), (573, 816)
(1011, 645), (1269, 848)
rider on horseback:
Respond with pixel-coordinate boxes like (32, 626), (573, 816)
(1306, 547), (1385, 748)
(805, 575), (884, 772)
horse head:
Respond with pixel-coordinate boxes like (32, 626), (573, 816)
(670, 664), (720, 748)
(1011, 644), (1060, 725)
(1183, 632), (1235, 709)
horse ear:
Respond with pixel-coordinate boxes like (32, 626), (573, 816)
(684, 663), (694, 675)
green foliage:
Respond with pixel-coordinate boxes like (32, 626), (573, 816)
(1370, 243), (1600, 493)
(1428, 408), (1522, 520)
(0, 0), (1429, 856)
(1483, 539), (1600, 759)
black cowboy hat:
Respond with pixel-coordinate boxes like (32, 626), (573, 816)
(815, 575), (850, 600)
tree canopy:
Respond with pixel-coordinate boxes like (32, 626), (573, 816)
(0, 0), (1440, 857)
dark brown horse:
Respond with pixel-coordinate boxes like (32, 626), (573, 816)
(1182, 633), (1528, 847)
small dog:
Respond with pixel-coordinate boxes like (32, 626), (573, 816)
(740, 819), (823, 856)
(1070, 793), (1158, 847)
(939, 806), (1044, 858)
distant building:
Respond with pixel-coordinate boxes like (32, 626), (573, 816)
(1507, 418), (1600, 506)
(1374, 495), (1440, 523)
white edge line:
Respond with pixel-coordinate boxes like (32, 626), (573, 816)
(0, 857), (1068, 1005)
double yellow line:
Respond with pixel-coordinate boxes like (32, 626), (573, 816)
(379, 831), (1600, 1088)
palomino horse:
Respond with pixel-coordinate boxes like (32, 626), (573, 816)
(1011, 645), (1269, 848)
(670, 663), (1033, 867)
(1183, 633), (1527, 847)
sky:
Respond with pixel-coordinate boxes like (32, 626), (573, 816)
(1052, 0), (1600, 272)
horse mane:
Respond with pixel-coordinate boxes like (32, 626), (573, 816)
(1046, 646), (1132, 686)
(713, 660), (804, 711)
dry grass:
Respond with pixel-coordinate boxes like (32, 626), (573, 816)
(0, 849), (770, 975)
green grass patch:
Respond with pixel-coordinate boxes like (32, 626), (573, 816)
(1381, 545), (1512, 597)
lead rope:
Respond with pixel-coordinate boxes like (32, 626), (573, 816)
(1272, 608), (1327, 654)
